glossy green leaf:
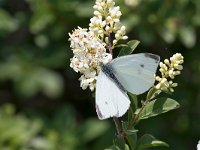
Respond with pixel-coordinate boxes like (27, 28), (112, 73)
(118, 40), (140, 56)
(136, 134), (169, 150)
(127, 92), (138, 122)
(128, 108), (134, 123)
(127, 40), (140, 51)
(122, 122), (138, 134)
(126, 129), (138, 150)
(118, 46), (132, 56)
(105, 145), (121, 150)
(128, 92), (138, 113)
(139, 98), (180, 120)
(122, 122), (138, 150)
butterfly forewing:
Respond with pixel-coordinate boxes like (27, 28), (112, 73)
(110, 53), (160, 95)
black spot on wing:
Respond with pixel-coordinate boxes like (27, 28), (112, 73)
(140, 64), (144, 68)
(144, 53), (160, 63)
(96, 104), (104, 119)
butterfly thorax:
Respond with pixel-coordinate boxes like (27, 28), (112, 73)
(102, 64), (126, 93)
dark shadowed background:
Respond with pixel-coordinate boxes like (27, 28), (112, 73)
(0, 0), (199, 149)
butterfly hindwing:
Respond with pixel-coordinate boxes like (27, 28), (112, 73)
(95, 70), (130, 120)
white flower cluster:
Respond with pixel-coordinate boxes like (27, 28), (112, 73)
(155, 53), (184, 93)
(89, 0), (128, 47)
(69, 0), (128, 91)
(69, 27), (112, 91)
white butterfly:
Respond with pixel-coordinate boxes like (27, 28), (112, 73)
(95, 53), (160, 120)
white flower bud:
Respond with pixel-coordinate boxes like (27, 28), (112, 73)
(169, 88), (174, 92)
(155, 83), (161, 89)
(179, 60), (184, 64)
(174, 71), (181, 75)
(115, 6), (120, 12)
(161, 87), (168, 92)
(94, 10), (100, 16)
(155, 76), (160, 81)
(121, 26), (126, 31)
(93, 5), (98, 9)
(169, 69), (174, 75)
(105, 26), (110, 31)
(161, 78), (167, 84)
(102, 21), (106, 27)
(116, 11), (122, 17)
(107, 16), (112, 21)
(100, 2), (105, 7)
(172, 83), (178, 87)
(98, 30), (103, 34)
(105, 37), (109, 43)
(113, 39), (117, 45)
(174, 64), (183, 70)
(115, 33), (120, 39)
(122, 36), (128, 40)
(164, 59), (170, 65)
(159, 62), (164, 67)
(97, 6), (103, 12)
(114, 18), (120, 22)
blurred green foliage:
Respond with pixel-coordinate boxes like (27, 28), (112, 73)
(0, 0), (199, 149)
(0, 103), (110, 150)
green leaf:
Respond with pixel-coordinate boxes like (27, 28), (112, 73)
(128, 108), (134, 123)
(105, 145), (121, 150)
(136, 134), (169, 150)
(118, 46), (131, 56)
(118, 40), (140, 56)
(127, 92), (138, 122)
(126, 129), (138, 150)
(128, 92), (138, 113)
(112, 135), (126, 150)
(122, 122), (138, 150)
(139, 98), (180, 120)
(122, 121), (138, 134)
(127, 40), (140, 51)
